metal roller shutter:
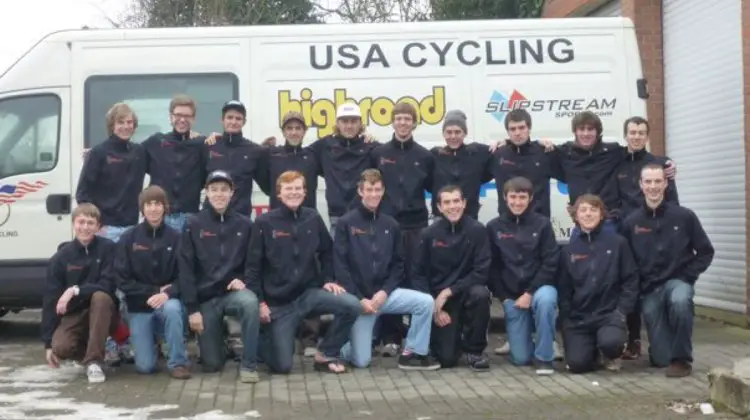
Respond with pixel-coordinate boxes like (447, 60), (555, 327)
(663, 0), (746, 312)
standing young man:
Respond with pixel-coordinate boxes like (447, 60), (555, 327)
(487, 177), (559, 375)
(76, 102), (147, 242)
(42, 203), (118, 383)
(142, 95), (207, 231)
(430, 111), (493, 220)
(413, 185), (492, 371)
(258, 111), (320, 210)
(114, 186), (190, 379)
(204, 100), (266, 217)
(246, 171), (361, 374)
(308, 104), (379, 235)
(335, 169), (440, 370)
(178, 170), (261, 383)
(370, 103), (434, 356)
(621, 164), (714, 377)
(614, 116), (680, 360)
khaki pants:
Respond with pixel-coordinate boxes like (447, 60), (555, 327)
(51, 291), (117, 366)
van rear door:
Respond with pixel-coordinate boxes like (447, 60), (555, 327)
(0, 87), (72, 307)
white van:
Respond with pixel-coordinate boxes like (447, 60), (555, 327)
(0, 17), (646, 312)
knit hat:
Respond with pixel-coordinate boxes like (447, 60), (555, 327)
(443, 109), (468, 134)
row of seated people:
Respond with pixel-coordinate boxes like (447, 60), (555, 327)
(43, 165), (713, 384)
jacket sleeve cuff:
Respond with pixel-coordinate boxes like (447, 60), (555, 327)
(186, 303), (200, 315)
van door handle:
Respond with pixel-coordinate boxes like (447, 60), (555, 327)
(46, 194), (71, 215)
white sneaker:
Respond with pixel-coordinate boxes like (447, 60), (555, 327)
(86, 363), (106, 383)
(553, 341), (564, 361)
(494, 342), (510, 355)
(303, 347), (317, 357)
(381, 343), (399, 357)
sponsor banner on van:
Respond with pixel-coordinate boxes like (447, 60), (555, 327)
(485, 89), (617, 122)
(278, 86), (447, 138)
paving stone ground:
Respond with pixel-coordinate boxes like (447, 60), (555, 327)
(0, 310), (747, 419)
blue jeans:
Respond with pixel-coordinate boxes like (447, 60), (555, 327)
(164, 213), (191, 232)
(128, 299), (188, 373)
(97, 225), (133, 243)
(340, 288), (433, 368)
(502, 285), (558, 365)
(260, 288), (360, 373)
(641, 279), (694, 367)
(198, 289), (260, 372)
(569, 218), (617, 241)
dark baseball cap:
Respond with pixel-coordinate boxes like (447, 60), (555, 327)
(221, 100), (246, 117)
(205, 170), (234, 188)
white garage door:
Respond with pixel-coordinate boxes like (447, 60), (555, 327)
(663, 0), (746, 313)
(588, 0), (621, 17)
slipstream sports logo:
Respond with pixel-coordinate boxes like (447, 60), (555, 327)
(485, 89), (617, 123)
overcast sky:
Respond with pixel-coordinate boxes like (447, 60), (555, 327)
(0, 0), (126, 73)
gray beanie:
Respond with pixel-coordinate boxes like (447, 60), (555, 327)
(443, 109), (468, 133)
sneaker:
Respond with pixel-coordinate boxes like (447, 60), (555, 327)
(119, 340), (135, 364)
(239, 369), (261, 383)
(601, 356), (622, 372)
(397, 353), (440, 371)
(170, 366), (191, 380)
(86, 363), (106, 383)
(381, 343), (399, 357)
(534, 360), (555, 376)
(622, 340), (641, 360)
(303, 347), (317, 357)
(104, 338), (121, 366)
(665, 361), (692, 378)
(494, 342), (510, 355)
(553, 341), (564, 361)
(466, 353), (490, 371)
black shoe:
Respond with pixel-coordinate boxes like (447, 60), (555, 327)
(466, 353), (490, 371)
(398, 353), (441, 371)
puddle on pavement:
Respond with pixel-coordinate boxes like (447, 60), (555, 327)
(0, 345), (258, 420)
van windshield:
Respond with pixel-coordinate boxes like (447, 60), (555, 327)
(0, 94), (61, 179)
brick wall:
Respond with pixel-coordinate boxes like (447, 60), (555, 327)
(543, 0), (665, 156)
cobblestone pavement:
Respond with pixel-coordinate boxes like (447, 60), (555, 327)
(0, 311), (747, 419)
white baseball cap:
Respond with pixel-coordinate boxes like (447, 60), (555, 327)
(336, 103), (362, 119)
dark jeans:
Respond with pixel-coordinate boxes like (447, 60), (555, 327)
(641, 279), (695, 367)
(429, 285), (491, 367)
(260, 288), (361, 373)
(51, 291), (117, 366)
(198, 289), (260, 372)
(562, 312), (627, 373)
(377, 227), (422, 346)
(627, 300), (642, 344)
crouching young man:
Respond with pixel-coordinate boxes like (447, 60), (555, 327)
(246, 170), (361, 374)
(414, 185), (492, 371)
(621, 164), (714, 377)
(42, 203), (119, 383)
(114, 185), (190, 379)
(179, 170), (261, 383)
(487, 177), (560, 375)
(335, 169), (440, 370)
(559, 194), (639, 373)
